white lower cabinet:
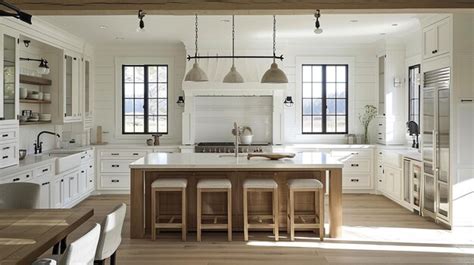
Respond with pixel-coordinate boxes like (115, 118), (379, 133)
(53, 177), (64, 208)
(36, 176), (52, 209)
(383, 165), (402, 201)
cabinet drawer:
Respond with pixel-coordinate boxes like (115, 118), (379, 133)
(0, 128), (18, 142)
(100, 160), (133, 173)
(8, 170), (33, 183)
(331, 150), (372, 160)
(342, 159), (371, 172)
(100, 150), (147, 159)
(34, 165), (52, 178)
(100, 175), (130, 189)
(0, 143), (17, 168)
(343, 174), (370, 189)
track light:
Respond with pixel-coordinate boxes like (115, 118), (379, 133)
(314, 10), (323, 34)
(0, 1), (32, 25)
(137, 10), (146, 32)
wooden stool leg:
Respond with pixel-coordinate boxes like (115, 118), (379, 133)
(273, 187), (279, 241)
(319, 189), (324, 241)
(243, 188), (248, 241)
(289, 189), (295, 241)
(182, 187), (187, 242)
(151, 188), (156, 240)
(197, 188), (202, 242)
(286, 189), (290, 236)
(227, 188), (232, 242)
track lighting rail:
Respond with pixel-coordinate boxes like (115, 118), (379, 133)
(187, 54), (284, 61)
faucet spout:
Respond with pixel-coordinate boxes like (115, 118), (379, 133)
(35, 131), (61, 154)
(233, 122), (240, 157)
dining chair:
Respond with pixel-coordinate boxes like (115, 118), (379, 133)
(33, 223), (101, 265)
(0, 182), (40, 209)
(94, 203), (127, 265)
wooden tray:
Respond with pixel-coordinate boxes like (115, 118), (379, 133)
(247, 153), (296, 160)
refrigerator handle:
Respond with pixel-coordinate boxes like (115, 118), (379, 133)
(432, 130), (437, 171)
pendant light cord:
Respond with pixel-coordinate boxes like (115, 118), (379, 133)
(272, 15), (276, 63)
(232, 15), (235, 65)
(194, 14), (199, 63)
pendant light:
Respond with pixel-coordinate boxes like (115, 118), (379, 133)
(223, 15), (244, 83)
(185, 14), (208, 82)
(314, 10), (323, 34)
(261, 15), (288, 84)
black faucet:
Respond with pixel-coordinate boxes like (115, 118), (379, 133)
(35, 131), (61, 154)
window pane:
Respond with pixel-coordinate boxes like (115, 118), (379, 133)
(149, 116), (158, 133)
(312, 83), (322, 98)
(312, 116), (322, 132)
(134, 67), (144, 82)
(124, 83), (134, 98)
(158, 116), (167, 132)
(135, 116), (144, 132)
(124, 116), (134, 132)
(159, 99), (168, 115)
(303, 99), (312, 115)
(326, 66), (336, 82)
(337, 66), (346, 82)
(303, 116), (312, 133)
(336, 99), (346, 115)
(327, 116), (336, 132)
(327, 99), (336, 115)
(312, 99), (322, 115)
(124, 67), (134, 82)
(303, 83), (312, 98)
(336, 83), (346, 98)
(149, 83), (157, 98)
(124, 99), (134, 115)
(327, 83), (336, 98)
(337, 117), (346, 132)
(134, 99), (144, 114)
(149, 99), (158, 115)
(148, 66), (157, 82)
(312, 66), (322, 82)
(158, 66), (168, 82)
(158, 84), (167, 98)
(303, 66), (312, 82)
(135, 83), (144, 98)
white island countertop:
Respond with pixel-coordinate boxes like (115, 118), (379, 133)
(130, 152), (343, 170)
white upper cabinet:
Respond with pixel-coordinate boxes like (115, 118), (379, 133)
(423, 18), (451, 60)
(62, 51), (82, 123)
(0, 27), (19, 121)
(82, 57), (93, 129)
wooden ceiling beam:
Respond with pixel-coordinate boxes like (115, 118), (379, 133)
(6, 0), (474, 15)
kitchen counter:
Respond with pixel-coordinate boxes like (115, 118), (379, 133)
(274, 144), (375, 150)
(92, 143), (180, 149)
(129, 152), (343, 239)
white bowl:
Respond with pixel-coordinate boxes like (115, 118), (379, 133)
(39, 114), (52, 121)
(240, 135), (254, 145)
(28, 93), (40, 100)
(43, 93), (51, 101)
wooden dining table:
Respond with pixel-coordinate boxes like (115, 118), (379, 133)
(0, 208), (93, 265)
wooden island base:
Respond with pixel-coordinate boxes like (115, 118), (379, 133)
(130, 168), (342, 239)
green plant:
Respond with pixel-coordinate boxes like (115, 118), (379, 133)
(359, 105), (378, 144)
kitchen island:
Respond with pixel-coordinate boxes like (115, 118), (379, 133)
(129, 152), (343, 239)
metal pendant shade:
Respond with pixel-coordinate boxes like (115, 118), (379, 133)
(185, 14), (208, 82)
(223, 15), (244, 83)
(261, 15), (288, 84)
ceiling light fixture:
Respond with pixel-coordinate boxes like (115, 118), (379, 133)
(185, 14), (208, 82)
(137, 10), (146, 32)
(223, 15), (244, 83)
(261, 15), (288, 84)
(0, 1), (32, 25)
(20, 57), (50, 75)
(314, 10), (323, 34)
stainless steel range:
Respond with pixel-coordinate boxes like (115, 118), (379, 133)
(195, 142), (271, 153)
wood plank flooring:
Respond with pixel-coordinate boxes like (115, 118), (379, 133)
(67, 194), (474, 265)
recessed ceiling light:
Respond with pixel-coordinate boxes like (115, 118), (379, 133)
(392, 23), (398, 27)
(115, 36), (125, 40)
(350, 20), (358, 23)
(99, 25), (107, 29)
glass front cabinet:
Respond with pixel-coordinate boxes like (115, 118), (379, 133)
(63, 51), (82, 123)
(0, 28), (19, 121)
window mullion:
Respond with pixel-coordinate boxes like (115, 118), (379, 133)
(322, 65), (327, 134)
(144, 65), (149, 134)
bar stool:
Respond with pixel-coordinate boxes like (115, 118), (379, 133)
(196, 179), (232, 242)
(287, 179), (324, 241)
(243, 179), (279, 241)
(151, 178), (188, 241)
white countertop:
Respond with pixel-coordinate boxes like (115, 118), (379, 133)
(130, 152), (343, 170)
(275, 144), (375, 149)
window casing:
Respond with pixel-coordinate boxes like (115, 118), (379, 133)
(302, 64), (348, 134)
(122, 65), (168, 134)
(408, 64), (421, 125)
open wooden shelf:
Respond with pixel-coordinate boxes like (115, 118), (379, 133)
(19, 74), (52, 86)
(20, 121), (52, 126)
(20, 99), (52, 104)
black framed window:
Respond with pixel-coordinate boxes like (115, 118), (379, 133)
(302, 64), (348, 134)
(122, 65), (168, 134)
(408, 64), (421, 125)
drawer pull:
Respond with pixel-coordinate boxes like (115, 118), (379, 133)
(132, 153), (139, 155)
(350, 152), (359, 155)
(81, 156), (86, 159)
(2, 155), (8, 159)
(12, 178), (20, 182)
(378, 138), (383, 140)
(42, 182), (50, 186)
(111, 179), (120, 183)
(70, 177), (75, 180)
(351, 163), (359, 167)
(3, 146), (10, 150)
(111, 165), (120, 168)
(42, 168), (49, 172)
(89, 165), (93, 168)
(26, 174), (30, 178)
(111, 153), (120, 156)
(350, 179), (360, 182)
(2, 134), (8, 137)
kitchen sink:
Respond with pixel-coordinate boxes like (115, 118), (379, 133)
(48, 152), (83, 174)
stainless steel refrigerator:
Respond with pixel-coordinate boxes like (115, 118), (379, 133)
(422, 67), (450, 224)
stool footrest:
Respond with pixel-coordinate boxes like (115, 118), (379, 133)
(201, 224), (229, 229)
(156, 223), (184, 229)
(248, 223), (278, 229)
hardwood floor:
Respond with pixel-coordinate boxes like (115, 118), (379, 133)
(69, 194), (474, 265)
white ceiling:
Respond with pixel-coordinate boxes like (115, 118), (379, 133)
(41, 14), (424, 47)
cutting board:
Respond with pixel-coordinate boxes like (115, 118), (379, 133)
(247, 153), (296, 160)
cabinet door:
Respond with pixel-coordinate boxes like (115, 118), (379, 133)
(64, 53), (81, 122)
(84, 59), (92, 118)
(53, 178), (64, 208)
(436, 19), (450, 56)
(86, 161), (94, 190)
(78, 167), (87, 194)
(68, 172), (79, 200)
(384, 165), (402, 201)
(423, 25), (437, 59)
(0, 31), (19, 120)
(38, 180), (52, 208)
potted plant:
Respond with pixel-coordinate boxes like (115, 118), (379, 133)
(358, 105), (378, 144)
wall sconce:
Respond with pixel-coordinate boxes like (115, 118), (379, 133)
(393, 77), (402, 88)
(176, 96), (185, 107)
(283, 96), (294, 107)
(20, 57), (50, 75)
